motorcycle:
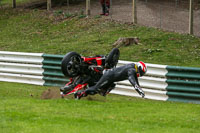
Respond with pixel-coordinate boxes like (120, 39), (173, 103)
(60, 48), (120, 97)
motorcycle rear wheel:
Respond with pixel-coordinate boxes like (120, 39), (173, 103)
(61, 52), (82, 77)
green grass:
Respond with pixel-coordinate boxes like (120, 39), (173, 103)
(0, 0), (30, 5)
(1, 3), (200, 133)
(0, 8), (200, 67)
(1, 82), (200, 133)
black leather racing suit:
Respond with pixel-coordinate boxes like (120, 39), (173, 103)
(83, 63), (145, 97)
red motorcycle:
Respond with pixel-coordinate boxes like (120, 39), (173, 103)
(60, 48), (120, 97)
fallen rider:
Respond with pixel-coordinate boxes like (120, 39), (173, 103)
(74, 61), (147, 99)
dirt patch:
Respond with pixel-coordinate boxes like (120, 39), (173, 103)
(41, 87), (61, 99)
(40, 87), (78, 100)
(40, 87), (108, 101)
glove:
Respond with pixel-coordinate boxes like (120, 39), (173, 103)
(134, 84), (145, 98)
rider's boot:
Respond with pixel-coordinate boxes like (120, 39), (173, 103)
(106, 83), (116, 94)
(99, 83), (116, 96)
(98, 89), (107, 96)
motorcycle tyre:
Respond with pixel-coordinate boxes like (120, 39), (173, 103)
(61, 52), (82, 77)
(105, 48), (120, 69)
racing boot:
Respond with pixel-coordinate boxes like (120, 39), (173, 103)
(106, 83), (116, 94)
(74, 90), (87, 100)
(99, 83), (116, 96)
(98, 89), (107, 96)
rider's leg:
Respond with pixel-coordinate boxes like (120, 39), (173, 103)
(85, 70), (114, 95)
(85, 86), (99, 95)
(74, 69), (114, 99)
(74, 85), (100, 99)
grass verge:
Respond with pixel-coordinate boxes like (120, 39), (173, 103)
(1, 82), (200, 133)
(0, 8), (200, 67)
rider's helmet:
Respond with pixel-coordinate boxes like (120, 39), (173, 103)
(136, 61), (147, 77)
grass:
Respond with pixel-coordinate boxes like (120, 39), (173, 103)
(1, 82), (200, 133)
(0, 7), (200, 67)
(0, 0), (29, 5)
(1, 2), (200, 133)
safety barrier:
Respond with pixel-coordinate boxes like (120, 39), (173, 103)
(0, 51), (67, 86)
(0, 51), (199, 104)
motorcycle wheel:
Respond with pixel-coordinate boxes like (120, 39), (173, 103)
(105, 48), (120, 69)
(61, 52), (82, 77)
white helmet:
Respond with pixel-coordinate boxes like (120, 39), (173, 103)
(137, 61), (147, 77)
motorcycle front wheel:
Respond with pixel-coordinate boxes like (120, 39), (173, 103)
(105, 48), (120, 69)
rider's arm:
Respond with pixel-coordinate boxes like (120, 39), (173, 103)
(128, 69), (145, 98)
